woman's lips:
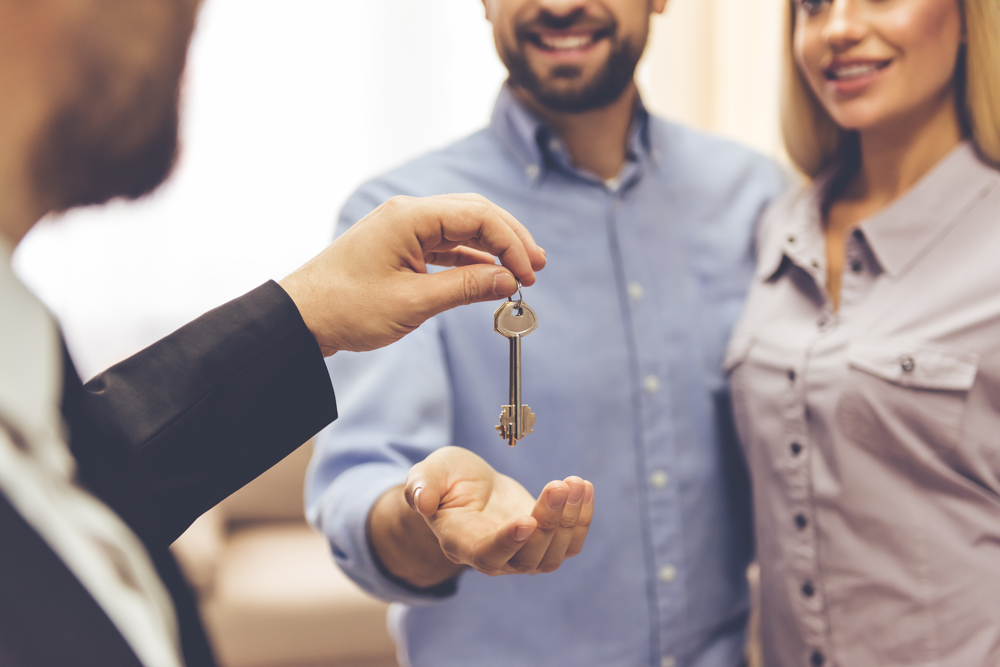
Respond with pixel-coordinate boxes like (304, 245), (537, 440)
(824, 60), (892, 81)
(822, 59), (892, 94)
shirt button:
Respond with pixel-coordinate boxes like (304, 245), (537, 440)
(899, 355), (916, 373)
(791, 442), (802, 456)
(795, 514), (808, 529)
(817, 316), (830, 330)
(811, 650), (825, 666)
(787, 234), (796, 244)
(628, 281), (644, 301)
(810, 259), (820, 269)
(643, 375), (661, 394)
(802, 580), (815, 597)
(787, 369), (796, 382)
(661, 657), (677, 667)
(851, 259), (864, 273)
(659, 564), (677, 583)
(649, 470), (669, 489)
(525, 164), (540, 180)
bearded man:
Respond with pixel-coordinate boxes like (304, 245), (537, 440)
(0, 1), (548, 665)
(307, 1), (785, 666)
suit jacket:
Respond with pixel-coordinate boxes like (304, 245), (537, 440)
(0, 281), (337, 666)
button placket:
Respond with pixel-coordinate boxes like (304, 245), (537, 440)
(784, 343), (825, 638)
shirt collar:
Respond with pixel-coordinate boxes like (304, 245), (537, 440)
(489, 83), (655, 188)
(761, 141), (999, 282)
(860, 142), (998, 277)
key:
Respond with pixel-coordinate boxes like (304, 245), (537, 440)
(494, 298), (538, 446)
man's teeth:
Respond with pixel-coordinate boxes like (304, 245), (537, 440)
(539, 34), (593, 51)
(831, 63), (883, 80)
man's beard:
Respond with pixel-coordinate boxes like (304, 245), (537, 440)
(500, 11), (646, 114)
(29, 12), (189, 213)
(33, 93), (180, 212)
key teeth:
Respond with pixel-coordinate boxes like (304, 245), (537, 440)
(496, 405), (535, 444)
(496, 406), (513, 440)
(522, 405), (535, 434)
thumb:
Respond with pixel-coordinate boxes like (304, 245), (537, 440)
(414, 266), (519, 320)
(404, 459), (452, 518)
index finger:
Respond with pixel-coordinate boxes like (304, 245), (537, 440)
(424, 193), (546, 285)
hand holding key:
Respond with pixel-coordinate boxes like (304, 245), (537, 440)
(399, 447), (595, 578)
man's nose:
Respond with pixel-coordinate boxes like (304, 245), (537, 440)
(536, 0), (591, 19)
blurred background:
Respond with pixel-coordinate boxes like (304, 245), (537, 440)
(14, 0), (786, 379)
(13, 1), (784, 665)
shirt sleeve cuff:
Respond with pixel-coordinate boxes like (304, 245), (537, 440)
(311, 462), (460, 605)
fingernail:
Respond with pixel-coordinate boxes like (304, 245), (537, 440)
(514, 524), (533, 542)
(540, 247), (547, 259)
(546, 488), (568, 511)
(413, 487), (424, 514)
(494, 271), (517, 297)
(584, 483), (594, 504)
(567, 483), (584, 505)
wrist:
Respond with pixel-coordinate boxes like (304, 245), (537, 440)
(367, 485), (463, 589)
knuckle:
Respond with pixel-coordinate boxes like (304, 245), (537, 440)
(558, 516), (578, 531)
(534, 519), (558, 536)
(470, 555), (501, 576)
(506, 560), (530, 574)
(461, 269), (481, 304)
(380, 195), (406, 215)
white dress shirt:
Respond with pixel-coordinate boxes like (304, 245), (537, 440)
(0, 241), (182, 667)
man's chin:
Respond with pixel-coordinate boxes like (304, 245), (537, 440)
(521, 74), (633, 114)
(503, 41), (641, 115)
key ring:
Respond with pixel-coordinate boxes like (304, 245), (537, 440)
(506, 280), (524, 313)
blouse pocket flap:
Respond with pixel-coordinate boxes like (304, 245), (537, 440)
(723, 334), (754, 374)
(847, 338), (979, 391)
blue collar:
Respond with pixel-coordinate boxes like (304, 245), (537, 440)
(488, 84), (655, 190)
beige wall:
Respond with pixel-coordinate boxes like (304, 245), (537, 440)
(638, 0), (787, 160)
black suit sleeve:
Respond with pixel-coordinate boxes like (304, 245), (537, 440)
(77, 280), (337, 548)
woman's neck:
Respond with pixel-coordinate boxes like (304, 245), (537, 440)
(823, 88), (963, 312)
(851, 91), (964, 211)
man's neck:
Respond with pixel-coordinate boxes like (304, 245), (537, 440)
(0, 162), (44, 250)
(514, 83), (639, 181)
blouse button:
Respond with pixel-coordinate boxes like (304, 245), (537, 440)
(795, 514), (808, 529)
(899, 355), (916, 373)
(791, 442), (803, 456)
(811, 650), (825, 666)
(787, 369), (796, 382)
(851, 259), (864, 273)
(802, 581), (815, 597)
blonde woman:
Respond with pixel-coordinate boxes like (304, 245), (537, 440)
(725, 0), (1000, 665)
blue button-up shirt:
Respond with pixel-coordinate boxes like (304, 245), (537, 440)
(307, 86), (785, 667)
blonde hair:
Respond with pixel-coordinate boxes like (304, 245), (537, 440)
(781, 0), (1000, 177)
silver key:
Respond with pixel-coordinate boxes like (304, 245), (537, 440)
(494, 298), (538, 446)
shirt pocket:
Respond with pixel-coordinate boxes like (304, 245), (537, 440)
(723, 334), (754, 375)
(837, 337), (979, 463)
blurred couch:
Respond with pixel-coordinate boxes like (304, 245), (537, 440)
(172, 441), (397, 667)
